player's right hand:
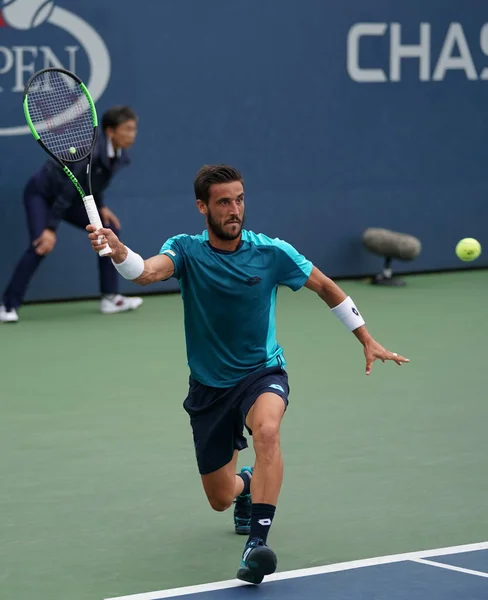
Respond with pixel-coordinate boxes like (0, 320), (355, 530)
(86, 225), (127, 262)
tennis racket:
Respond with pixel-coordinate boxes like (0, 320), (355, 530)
(23, 67), (111, 256)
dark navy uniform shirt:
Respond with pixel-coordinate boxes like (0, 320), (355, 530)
(25, 131), (130, 231)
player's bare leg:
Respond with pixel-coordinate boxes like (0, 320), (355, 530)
(246, 392), (285, 505)
(237, 392), (285, 584)
(201, 450), (248, 512)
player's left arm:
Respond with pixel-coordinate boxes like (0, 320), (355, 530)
(305, 266), (410, 375)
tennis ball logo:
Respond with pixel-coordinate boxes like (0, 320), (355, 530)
(1, 0), (55, 29)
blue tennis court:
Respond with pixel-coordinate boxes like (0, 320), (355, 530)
(106, 541), (488, 600)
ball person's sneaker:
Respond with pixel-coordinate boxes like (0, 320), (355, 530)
(0, 305), (19, 323)
(100, 295), (143, 314)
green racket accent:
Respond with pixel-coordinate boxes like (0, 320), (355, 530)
(63, 165), (85, 198)
(80, 82), (98, 127)
(23, 95), (40, 141)
(23, 69), (97, 162)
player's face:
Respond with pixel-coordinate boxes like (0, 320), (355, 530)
(107, 119), (138, 150)
(204, 181), (245, 241)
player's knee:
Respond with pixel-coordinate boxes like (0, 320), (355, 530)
(207, 493), (233, 512)
(252, 421), (280, 452)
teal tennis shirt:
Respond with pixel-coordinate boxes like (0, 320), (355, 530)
(159, 229), (313, 387)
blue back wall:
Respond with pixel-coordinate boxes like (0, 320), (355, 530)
(0, 0), (486, 300)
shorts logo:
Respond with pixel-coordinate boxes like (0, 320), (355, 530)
(268, 384), (284, 393)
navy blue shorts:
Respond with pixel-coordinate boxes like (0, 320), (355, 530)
(183, 366), (289, 475)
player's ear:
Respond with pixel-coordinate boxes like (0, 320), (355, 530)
(196, 200), (207, 216)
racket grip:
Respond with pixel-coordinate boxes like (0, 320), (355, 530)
(83, 195), (112, 257)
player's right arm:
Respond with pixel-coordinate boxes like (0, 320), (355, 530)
(131, 254), (174, 284)
(86, 225), (174, 284)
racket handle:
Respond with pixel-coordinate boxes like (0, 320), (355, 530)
(83, 195), (112, 257)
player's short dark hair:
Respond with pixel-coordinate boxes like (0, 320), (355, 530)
(101, 106), (137, 131)
(194, 165), (244, 204)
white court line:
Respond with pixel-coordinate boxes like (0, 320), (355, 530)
(412, 558), (488, 579)
(105, 540), (488, 600)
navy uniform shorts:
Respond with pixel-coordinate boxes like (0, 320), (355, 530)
(183, 366), (289, 475)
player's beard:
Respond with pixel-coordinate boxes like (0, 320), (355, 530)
(207, 209), (245, 241)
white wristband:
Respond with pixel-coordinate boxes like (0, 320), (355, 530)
(331, 296), (365, 332)
(111, 247), (144, 280)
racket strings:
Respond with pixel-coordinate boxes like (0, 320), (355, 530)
(26, 70), (95, 162)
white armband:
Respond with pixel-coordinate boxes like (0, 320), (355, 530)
(111, 247), (144, 280)
(331, 296), (365, 332)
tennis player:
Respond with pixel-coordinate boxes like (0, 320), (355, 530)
(86, 165), (409, 584)
(0, 106), (143, 323)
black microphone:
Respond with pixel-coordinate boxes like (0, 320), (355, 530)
(362, 228), (422, 286)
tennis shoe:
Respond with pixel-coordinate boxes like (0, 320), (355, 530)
(236, 536), (277, 584)
(234, 466), (253, 535)
(100, 294), (143, 314)
(0, 305), (19, 323)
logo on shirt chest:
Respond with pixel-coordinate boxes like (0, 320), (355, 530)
(245, 276), (262, 286)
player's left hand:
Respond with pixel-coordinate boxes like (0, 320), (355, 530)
(100, 206), (121, 231)
(363, 340), (409, 376)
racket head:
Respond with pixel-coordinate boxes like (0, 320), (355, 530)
(23, 67), (98, 163)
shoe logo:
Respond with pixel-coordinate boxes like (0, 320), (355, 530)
(269, 384), (284, 393)
(243, 546), (253, 561)
(245, 276), (262, 286)
(258, 518), (272, 526)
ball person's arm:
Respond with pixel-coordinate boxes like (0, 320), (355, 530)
(86, 225), (174, 284)
(305, 266), (409, 375)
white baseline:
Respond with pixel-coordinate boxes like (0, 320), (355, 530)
(105, 540), (488, 600)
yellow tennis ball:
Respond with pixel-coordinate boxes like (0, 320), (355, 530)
(69, 146), (76, 154)
(455, 238), (482, 262)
